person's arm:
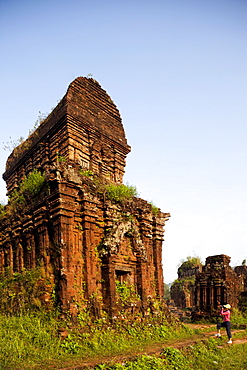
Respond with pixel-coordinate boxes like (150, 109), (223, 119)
(221, 310), (230, 320)
(221, 310), (228, 316)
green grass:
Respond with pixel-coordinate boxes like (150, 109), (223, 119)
(93, 336), (247, 370)
(231, 308), (247, 325)
(185, 337), (247, 370)
(0, 312), (192, 369)
(0, 312), (61, 369)
(0, 311), (246, 370)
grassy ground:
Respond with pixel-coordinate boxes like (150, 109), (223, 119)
(0, 311), (246, 370)
(91, 338), (247, 370)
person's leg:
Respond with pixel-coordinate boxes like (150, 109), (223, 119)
(225, 322), (232, 343)
(215, 322), (222, 336)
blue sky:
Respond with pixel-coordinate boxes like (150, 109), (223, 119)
(0, 0), (246, 282)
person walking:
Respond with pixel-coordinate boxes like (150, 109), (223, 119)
(215, 303), (232, 344)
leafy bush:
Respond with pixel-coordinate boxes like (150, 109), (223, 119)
(178, 256), (202, 273)
(56, 154), (67, 162)
(162, 347), (190, 369)
(230, 308), (247, 324)
(20, 169), (46, 197)
(116, 281), (141, 307)
(79, 169), (94, 177)
(7, 169), (46, 213)
(105, 183), (138, 202)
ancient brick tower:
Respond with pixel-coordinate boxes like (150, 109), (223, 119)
(0, 77), (170, 317)
(195, 254), (242, 314)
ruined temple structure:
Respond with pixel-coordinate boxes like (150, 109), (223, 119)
(195, 255), (243, 314)
(171, 254), (247, 318)
(234, 265), (247, 311)
(170, 263), (202, 309)
(0, 77), (170, 317)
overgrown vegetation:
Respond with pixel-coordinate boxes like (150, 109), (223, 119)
(3, 136), (25, 153)
(230, 308), (247, 324)
(105, 183), (138, 202)
(0, 309), (194, 369)
(0, 264), (246, 369)
(0, 312), (60, 369)
(79, 169), (94, 177)
(148, 200), (159, 215)
(172, 277), (196, 290)
(1, 169), (46, 217)
(178, 255), (203, 274)
(116, 281), (141, 308)
(94, 337), (247, 370)
(56, 153), (67, 162)
(0, 267), (54, 315)
(0, 307), (246, 370)
(0, 202), (6, 218)
(77, 168), (140, 204)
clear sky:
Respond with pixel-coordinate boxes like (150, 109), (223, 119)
(0, 0), (246, 283)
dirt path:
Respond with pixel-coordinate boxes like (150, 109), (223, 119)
(57, 324), (247, 370)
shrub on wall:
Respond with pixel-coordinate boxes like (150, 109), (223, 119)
(7, 169), (46, 213)
(105, 183), (138, 202)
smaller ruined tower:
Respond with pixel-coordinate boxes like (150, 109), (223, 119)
(195, 254), (242, 313)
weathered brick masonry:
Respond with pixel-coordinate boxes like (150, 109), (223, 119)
(171, 254), (247, 316)
(0, 77), (170, 316)
(195, 254), (243, 313)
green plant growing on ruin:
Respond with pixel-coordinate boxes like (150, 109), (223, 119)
(20, 169), (46, 197)
(56, 153), (67, 162)
(178, 256), (202, 273)
(7, 169), (46, 214)
(0, 202), (6, 219)
(148, 200), (159, 215)
(8, 189), (26, 211)
(172, 277), (196, 292)
(0, 267), (54, 315)
(79, 169), (94, 177)
(116, 281), (140, 307)
(105, 183), (138, 202)
(75, 224), (83, 231)
(77, 307), (91, 326)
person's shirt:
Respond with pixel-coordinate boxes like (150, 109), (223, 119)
(220, 309), (230, 322)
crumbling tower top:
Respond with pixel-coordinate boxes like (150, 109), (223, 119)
(3, 77), (131, 194)
(66, 77), (129, 146)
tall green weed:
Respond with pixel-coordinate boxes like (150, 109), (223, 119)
(0, 311), (192, 369)
(0, 313), (60, 369)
